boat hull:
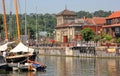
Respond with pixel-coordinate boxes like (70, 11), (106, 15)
(0, 63), (13, 71)
(0, 56), (13, 71)
(6, 54), (36, 64)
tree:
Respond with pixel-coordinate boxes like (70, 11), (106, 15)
(0, 15), (3, 33)
(104, 34), (112, 48)
(0, 15), (3, 25)
(93, 10), (112, 17)
(94, 35), (100, 42)
(116, 38), (120, 43)
(116, 37), (120, 47)
(81, 28), (95, 41)
(76, 11), (92, 18)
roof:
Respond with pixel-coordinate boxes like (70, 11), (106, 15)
(57, 9), (76, 16)
(108, 11), (120, 19)
(85, 17), (106, 25)
(10, 42), (34, 53)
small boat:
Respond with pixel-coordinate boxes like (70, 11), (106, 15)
(0, 56), (12, 71)
(28, 60), (47, 71)
(11, 60), (47, 72)
(18, 63), (36, 72)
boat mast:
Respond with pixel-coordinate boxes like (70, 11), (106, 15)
(14, 0), (21, 42)
(2, 0), (8, 42)
(36, 7), (38, 45)
(25, 0), (27, 36)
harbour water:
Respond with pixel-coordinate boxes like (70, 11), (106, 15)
(0, 56), (120, 76)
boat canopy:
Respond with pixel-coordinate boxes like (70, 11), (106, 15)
(0, 42), (15, 51)
(0, 43), (8, 51)
(10, 42), (34, 53)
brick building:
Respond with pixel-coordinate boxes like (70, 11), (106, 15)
(54, 9), (106, 43)
(103, 11), (120, 38)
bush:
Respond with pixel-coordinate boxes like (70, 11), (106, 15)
(81, 28), (95, 41)
(104, 34), (112, 42)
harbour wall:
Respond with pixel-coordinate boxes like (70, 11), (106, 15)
(37, 46), (120, 57)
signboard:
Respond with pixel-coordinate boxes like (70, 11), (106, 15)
(39, 31), (47, 37)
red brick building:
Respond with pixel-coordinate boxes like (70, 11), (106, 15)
(103, 11), (120, 38)
(79, 17), (106, 34)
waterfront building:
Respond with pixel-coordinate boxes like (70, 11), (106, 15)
(55, 9), (106, 44)
(103, 11), (120, 38)
(55, 8), (80, 43)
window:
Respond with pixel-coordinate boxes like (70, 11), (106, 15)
(106, 19), (111, 25)
(106, 28), (109, 34)
(115, 27), (120, 33)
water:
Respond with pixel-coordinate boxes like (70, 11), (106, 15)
(0, 56), (120, 76)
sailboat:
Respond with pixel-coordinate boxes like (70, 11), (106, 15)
(6, 42), (37, 64)
(1, 0), (37, 64)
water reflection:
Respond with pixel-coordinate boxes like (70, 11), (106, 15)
(35, 56), (120, 76)
(1, 56), (120, 76)
(95, 59), (120, 76)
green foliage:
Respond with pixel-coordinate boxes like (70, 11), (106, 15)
(116, 38), (120, 43)
(94, 35), (100, 42)
(76, 10), (111, 18)
(0, 15), (3, 25)
(76, 11), (92, 18)
(93, 10), (112, 17)
(0, 15), (4, 36)
(7, 13), (57, 39)
(81, 28), (95, 41)
(104, 34), (112, 41)
(0, 15), (3, 30)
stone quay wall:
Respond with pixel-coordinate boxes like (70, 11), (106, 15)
(36, 46), (120, 57)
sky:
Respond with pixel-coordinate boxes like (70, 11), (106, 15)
(0, 0), (120, 14)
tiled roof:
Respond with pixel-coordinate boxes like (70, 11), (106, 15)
(55, 17), (106, 29)
(108, 11), (120, 19)
(85, 17), (106, 25)
(57, 9), (76, 16)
